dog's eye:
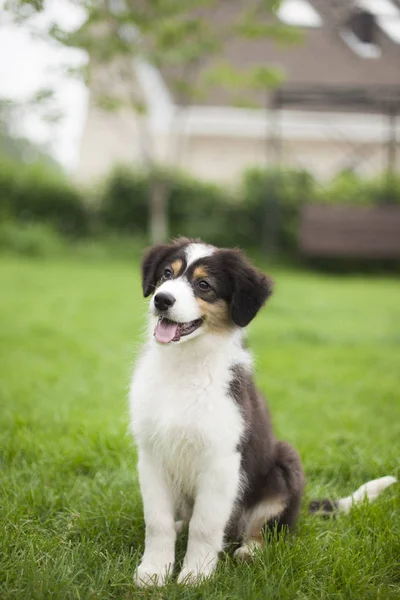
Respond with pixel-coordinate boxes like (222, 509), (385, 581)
(197, 280), (210, 290)
(163, 267), (173, 280)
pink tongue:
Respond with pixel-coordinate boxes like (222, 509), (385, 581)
(154, 319), (179, 343)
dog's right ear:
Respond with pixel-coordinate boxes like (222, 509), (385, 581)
(218, 249), (273, 327)
(141, 244), (173, 297)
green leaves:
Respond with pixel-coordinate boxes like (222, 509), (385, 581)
(5, 0), (298, 112)
(95, 95), (124, 112)
(4, 0), (45, 23)
(236, 5), (303, 44)
(150, 17), (221, 67)
(203, 61), (284, 93)
(30, 87), (55, 104)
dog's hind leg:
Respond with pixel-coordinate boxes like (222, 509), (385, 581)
(234, 497), (287, 561)
(234, 441), (305, 561)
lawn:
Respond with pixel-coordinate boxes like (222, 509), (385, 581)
(0, 255), (399, 599)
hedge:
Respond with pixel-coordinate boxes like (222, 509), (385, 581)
(0, 160), (90, 236)
(96, 165), (316, 251)
(1, 159), (400, 256)
(98, 165), (238, 246)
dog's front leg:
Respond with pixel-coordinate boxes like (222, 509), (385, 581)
(134, 451), (176, 587)
(178, 453), (241, 585)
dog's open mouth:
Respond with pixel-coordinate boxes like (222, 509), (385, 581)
(154, 317), (203, 344)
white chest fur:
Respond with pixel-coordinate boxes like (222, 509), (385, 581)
(129, 331), (249, 497)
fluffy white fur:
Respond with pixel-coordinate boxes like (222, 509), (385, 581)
(130, 329), (249, 585)
(130, 244), (249, 586)
(184, 242), (214, 266)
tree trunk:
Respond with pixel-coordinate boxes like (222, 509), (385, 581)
(149, 175), (168, 244)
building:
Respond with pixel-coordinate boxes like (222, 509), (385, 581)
(77, 0), (400, 183)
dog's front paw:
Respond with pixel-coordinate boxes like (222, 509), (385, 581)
(134, 563), (171, 587)
(177, 567), (204, 586)
(177, 557), (217, 585)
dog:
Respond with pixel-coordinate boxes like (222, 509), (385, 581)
(129, 238), (396, 587)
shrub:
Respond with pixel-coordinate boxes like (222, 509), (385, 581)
(239, 167), (315, 253)
(366, 174), (400, 205)
(97, 165), (319, 252)
(97, 166), (239, 247)
(98, 166), (148, 234)
(168, 171), (239, 247)
(314, 170), (400, 206)
(0, 160), (90, 236)
(0, 221), (66, 257)
(99, 166), (400, 256)
(316, 171), (368, 206)
(2, 157), (400, 261)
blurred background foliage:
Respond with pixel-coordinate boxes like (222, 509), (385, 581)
(1, 155), (399, 261)
(2, 0), (301, 245)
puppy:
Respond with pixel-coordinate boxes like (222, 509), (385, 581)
(129, 238), (396, 587)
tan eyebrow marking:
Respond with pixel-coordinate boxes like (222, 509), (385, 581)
(193, 265), (208, 279)
(171, 259), (183, 277)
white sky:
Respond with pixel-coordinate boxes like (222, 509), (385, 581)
(0, 0), (88, 170)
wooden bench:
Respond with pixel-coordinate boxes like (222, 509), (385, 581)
(299, 204), (400, 259)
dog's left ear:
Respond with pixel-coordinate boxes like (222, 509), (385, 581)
(220, 250), (273, 327)
(141, 243), (173, 297)
(142, 237), (194, 297)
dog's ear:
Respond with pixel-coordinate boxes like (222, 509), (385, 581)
(219, 250), (273, 327)
(141, 237), (194, 297)
(141, 244), (174, 297)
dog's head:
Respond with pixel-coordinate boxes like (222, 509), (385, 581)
(141, 238), (273, 344)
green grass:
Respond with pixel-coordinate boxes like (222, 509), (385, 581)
(0, 256), (399, 599)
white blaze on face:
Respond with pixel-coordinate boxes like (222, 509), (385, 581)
(151, 243), (215, 321)
(150, 243), (216, 344)
(185, 243), (215, 267)
(153, 279), (201, 324)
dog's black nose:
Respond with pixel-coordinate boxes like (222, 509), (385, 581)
(154, 292), (176, 312)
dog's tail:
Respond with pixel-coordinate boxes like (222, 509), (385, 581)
(309, 475), (397, 516)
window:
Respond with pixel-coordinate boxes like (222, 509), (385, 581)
(277, 0), (322, 28)
(358, 0), (399, 18)
(340, 28), (381, 58)
(358, 0), (400, 43)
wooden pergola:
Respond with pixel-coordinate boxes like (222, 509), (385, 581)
(267, 85), (400, 259)
(270, 84), (400, 177)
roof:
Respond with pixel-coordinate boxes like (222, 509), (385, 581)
(159, 0), (400, 110)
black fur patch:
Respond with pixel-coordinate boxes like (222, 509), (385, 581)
(226, 365), (305, 542)
(226, 252), (272, 327)
(308, 499), (338, 517)
(217, 250), (273, 327)
(141, 238), (194, 297)
(186, 250), (273, 326)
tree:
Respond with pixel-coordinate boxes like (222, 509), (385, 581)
(5, 0), (300, 242)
